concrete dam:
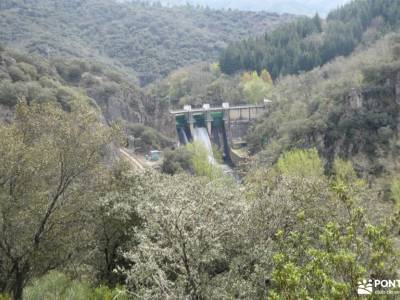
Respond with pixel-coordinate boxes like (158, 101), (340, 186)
(170, 102), (268, 164)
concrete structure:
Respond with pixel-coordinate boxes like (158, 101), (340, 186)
(170, 101), (269, 162)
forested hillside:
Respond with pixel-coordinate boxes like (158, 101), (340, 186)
(248, 33), (400, 177)
(0, 0), (292, 85)
(2, 0), (400, 299)
(219, 0), (400, 78)
(153, 0), (400, 180)
(0, 45), (175, 149)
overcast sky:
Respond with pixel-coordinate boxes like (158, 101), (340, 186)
(145, 0), (352, 16)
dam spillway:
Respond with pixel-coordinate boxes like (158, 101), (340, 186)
(192, 127), (216, 164)
(170, 102), (269, 165)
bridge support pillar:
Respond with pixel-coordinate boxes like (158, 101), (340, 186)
(223, 107), (230, 131)
(205, 111), (213, 136)
(221, 106), (232, 160)
(187, 112), (195, 139)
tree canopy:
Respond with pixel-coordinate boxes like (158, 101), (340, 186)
(219, 0), (400, 79)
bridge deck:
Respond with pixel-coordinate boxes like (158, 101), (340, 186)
(170, 104), (266, 115)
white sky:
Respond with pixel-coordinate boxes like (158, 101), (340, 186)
(146, 0), (352, 16)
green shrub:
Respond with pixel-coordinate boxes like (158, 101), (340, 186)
(105, 71), (123, 83)
(81, 73), (100, 86)
(24, 272), (77, 300)
(276, 148), (324, 178)
(126, 123), (174, 151)
(93, 285), (128, 300)
(93, 286), (113, 300)
(8, 65), (30, 82)
(162, 147), (193, 175)
(162, 143), (225, 178)
(0, 80), (27, 106)
(55, 61), (86, 83)
(67, 64), (83, 82)
(391, 177), (400, 204)
(90, 63), (104, 75)
(186, 142), (223, 180)
(23, 272), (128, 300)
(16, 62), (38, 80)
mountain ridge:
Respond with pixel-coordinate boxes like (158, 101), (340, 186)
(142, 0), (351, 16)
(0, 0), (294, 85)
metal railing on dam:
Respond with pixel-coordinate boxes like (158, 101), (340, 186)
(170, 103), (267, 122)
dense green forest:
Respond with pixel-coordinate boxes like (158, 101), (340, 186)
(0, 0), (292, 85)
(219, 0), (400, 78)
(2, 0), (400, 299)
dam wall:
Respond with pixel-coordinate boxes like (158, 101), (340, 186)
(170, 101), (269, 164)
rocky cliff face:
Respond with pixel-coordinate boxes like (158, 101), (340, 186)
(52, 59), (177, 136)
(79, 72), (148, 126)
(0, 47), (175, 142)
(322, 66), (400, 173)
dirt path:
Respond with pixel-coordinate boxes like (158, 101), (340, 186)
(119, 148), (145, 171)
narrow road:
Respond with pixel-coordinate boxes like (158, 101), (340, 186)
(119, 148), (145, 171)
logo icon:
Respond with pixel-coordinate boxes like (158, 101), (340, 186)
(358, 279), (373, 295)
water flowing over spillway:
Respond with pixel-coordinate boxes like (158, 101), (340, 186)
(178, 127), (189, 145)
(192, 127), (216, 164)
